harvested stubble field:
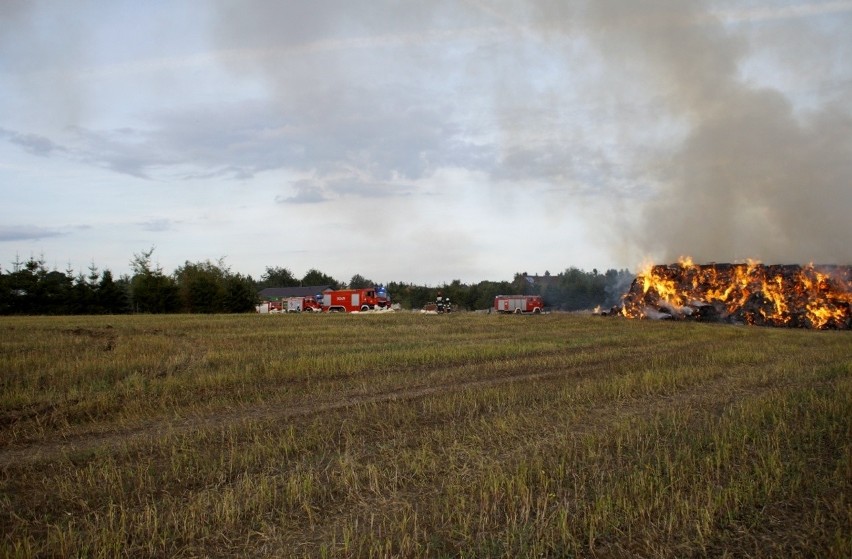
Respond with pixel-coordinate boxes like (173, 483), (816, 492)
(0, 313), (850, 558)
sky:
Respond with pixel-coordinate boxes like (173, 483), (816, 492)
(1, 0), (851, 285)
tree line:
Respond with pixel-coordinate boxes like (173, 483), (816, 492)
(384, 268), (633, 312)
(0, 249), (633, 315)
(0, 249), (256, 315)
(258, 265), (633, 312)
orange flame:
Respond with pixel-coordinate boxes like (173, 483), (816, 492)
(621, 259), (852, 329)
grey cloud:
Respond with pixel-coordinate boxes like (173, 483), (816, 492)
(139, 219), (178, 232)
(4, 122), (249, 181)
(10, 132), (67, 157)
(26, 93), (487, 185)
(68, 126), (172, 179)
(2, 125), (165, 179)
(0, 2), (91, 127)
(0, 128), (67, 157)
(277, 174), (415, 205)
(0, 225), (64, 242)
(330, 178), (414, 200)
(6, 96), (487, 186)
(207, 1), (501, 183)
(209, 0), (475, 54)
(277, 179), (328, 204)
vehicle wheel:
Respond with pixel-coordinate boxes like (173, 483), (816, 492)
(361, 305), (370, 312)
(515, 308), (521, 314)
(533, 307), (541, 314)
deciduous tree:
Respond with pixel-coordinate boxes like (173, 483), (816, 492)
(301, 269), (339, 289)
(129, 248), (179, 313)
(348, 274), (373, 289)
(259, 266), (299, 288)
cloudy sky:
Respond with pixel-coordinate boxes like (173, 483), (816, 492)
(2, 0), (851, 285)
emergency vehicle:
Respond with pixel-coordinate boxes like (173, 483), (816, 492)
(493, 295), (544, 314)
(322, 286), (391, 312)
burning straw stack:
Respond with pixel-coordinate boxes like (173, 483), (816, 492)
(614, 262), (852, 329)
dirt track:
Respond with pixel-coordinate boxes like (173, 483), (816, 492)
(0, 356), (770, 469)
(0, 366), (582, 467)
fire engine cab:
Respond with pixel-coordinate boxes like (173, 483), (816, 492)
(284, 296), (324, 312)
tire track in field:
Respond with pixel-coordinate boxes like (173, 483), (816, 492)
(0, 362), (611, 468)
(0, 336), (793, 468)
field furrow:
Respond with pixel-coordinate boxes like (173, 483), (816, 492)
(1, 313), (849, 558)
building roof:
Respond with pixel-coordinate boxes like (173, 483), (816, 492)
(525, 274), (558, 287)
(258, 285), (332, 300)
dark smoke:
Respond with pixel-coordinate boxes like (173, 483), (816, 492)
(529, 0), (852, 265)
(206, 0), (852, 268)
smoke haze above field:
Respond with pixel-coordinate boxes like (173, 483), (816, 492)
(1, 1), (851, 283)
(569, 0), (852, 265)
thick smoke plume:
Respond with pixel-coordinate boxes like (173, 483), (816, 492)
(208, 0), (852, 267)
(569, 0), (852, 265)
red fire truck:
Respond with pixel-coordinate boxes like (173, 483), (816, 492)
(322, 286), (391, 312)
(301, 296), (323, 312)
(493, 295), (544, 314)
(284, 296), (324, 312)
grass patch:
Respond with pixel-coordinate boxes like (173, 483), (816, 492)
(1, 313), (849, 557)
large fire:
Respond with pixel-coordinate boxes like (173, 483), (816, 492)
(617, 258), (852, 329)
